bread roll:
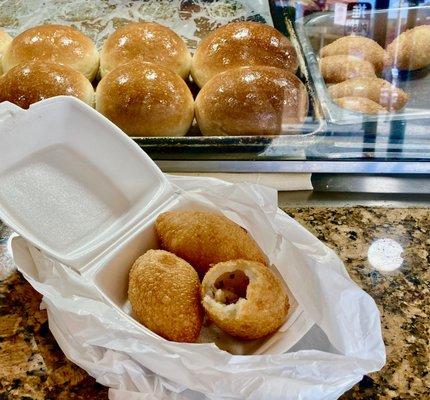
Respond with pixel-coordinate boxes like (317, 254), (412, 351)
(386, 25), (430, 71)
(96, 61), (194, 137)
(0, 61), (94, 109)
(328, 77), (408, 111)
(320, 36), (387, 73)
(100, 22), (191, 79)
(320, 55), (376, 84)
(195, 66), (308, 136)
(334, 97), (388, 115)
(201, 260), (289, 340)
(128, 250), (203, 343)
(0, 29), (12, 75)
(2, 24), (99, 81)
(191, 21), (298, 88)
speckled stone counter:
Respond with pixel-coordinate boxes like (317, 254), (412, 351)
(0, 207), (429, 399)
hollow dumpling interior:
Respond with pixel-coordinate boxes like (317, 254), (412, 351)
(201, 259), (289, 340)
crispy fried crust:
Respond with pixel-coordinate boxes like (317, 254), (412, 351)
(155, 211), (268, 277)
(201, 260), (289, 340)
(128, 249), (203, 343)
(334, 97), (388, 115)
(328, 77), (409, 111)
(386, 25), (430, 71)
(320, 36), (387, 73)
(320, 55), (376, 84)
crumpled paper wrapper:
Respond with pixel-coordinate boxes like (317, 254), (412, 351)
(0, 0), (272, 49)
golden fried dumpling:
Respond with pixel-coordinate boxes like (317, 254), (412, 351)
(386, 25), (430, 71)
(320, 36), (387, 72)
(155, 211), (267, 276)
(201, 260), (289, 339)
(334, 97), (388, 115)
(320, 55), (376, 84)
(128, 250), (203, 343)
(328, 77), (408, 111)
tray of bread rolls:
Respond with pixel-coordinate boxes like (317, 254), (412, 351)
(295, 5), (430, 125)
(0, 0), (324, 156)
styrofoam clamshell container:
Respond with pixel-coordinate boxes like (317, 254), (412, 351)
(0, 96), (313, 355)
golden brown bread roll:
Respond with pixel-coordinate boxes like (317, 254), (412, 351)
(0, 29), (12, 75)
(195, 66), (308, 136)
(95, 61), (194, 137)
(334, 97), (388, 115)
(155, 210), (267, 277)
(128, 250), (203, 343)
(386, 25), (430, 71)
(201, 260), (289, 340)
(0, 61), (94, 109)
(320, 36), (387, 73)
(2, 24), (99, 81)
(191, 21), (298, 88)
(320, 55), (376, 84)
(328, 77), (408, 111)
(100, 22), (191, 79)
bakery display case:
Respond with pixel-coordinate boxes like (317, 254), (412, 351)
(0, 3), (428, 398)
(296, 6), (430, 124)
(0, 0), (429, 173)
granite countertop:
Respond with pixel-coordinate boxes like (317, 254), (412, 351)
(0, 207), (429, 399)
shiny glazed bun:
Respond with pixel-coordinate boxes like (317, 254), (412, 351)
(201, 260), (289, 340)
(100, 22), (191, 78)
(128, 250), (203, 343)
(195, 66), (308, 136)
(0, 29), (12, 74)
(191, 21), (298, 87)
(0, 61), (94, 109)
(2, 24), (99, 81)
(95, 61), (194, 137)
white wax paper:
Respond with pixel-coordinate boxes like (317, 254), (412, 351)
(11, 174), (385, 400)
(0, 0), (272, 49)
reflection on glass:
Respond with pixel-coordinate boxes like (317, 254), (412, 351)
(367, 238), (403, 272)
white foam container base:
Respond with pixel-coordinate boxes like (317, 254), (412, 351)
(0, 97), (313, 355)
(86, 194), (311, 355)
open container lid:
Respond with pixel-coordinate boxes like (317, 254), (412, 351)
(0, 97), (172, 271)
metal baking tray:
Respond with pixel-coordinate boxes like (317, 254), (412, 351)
(0, 0), (325, 159)
(295, 5), (430, 125)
